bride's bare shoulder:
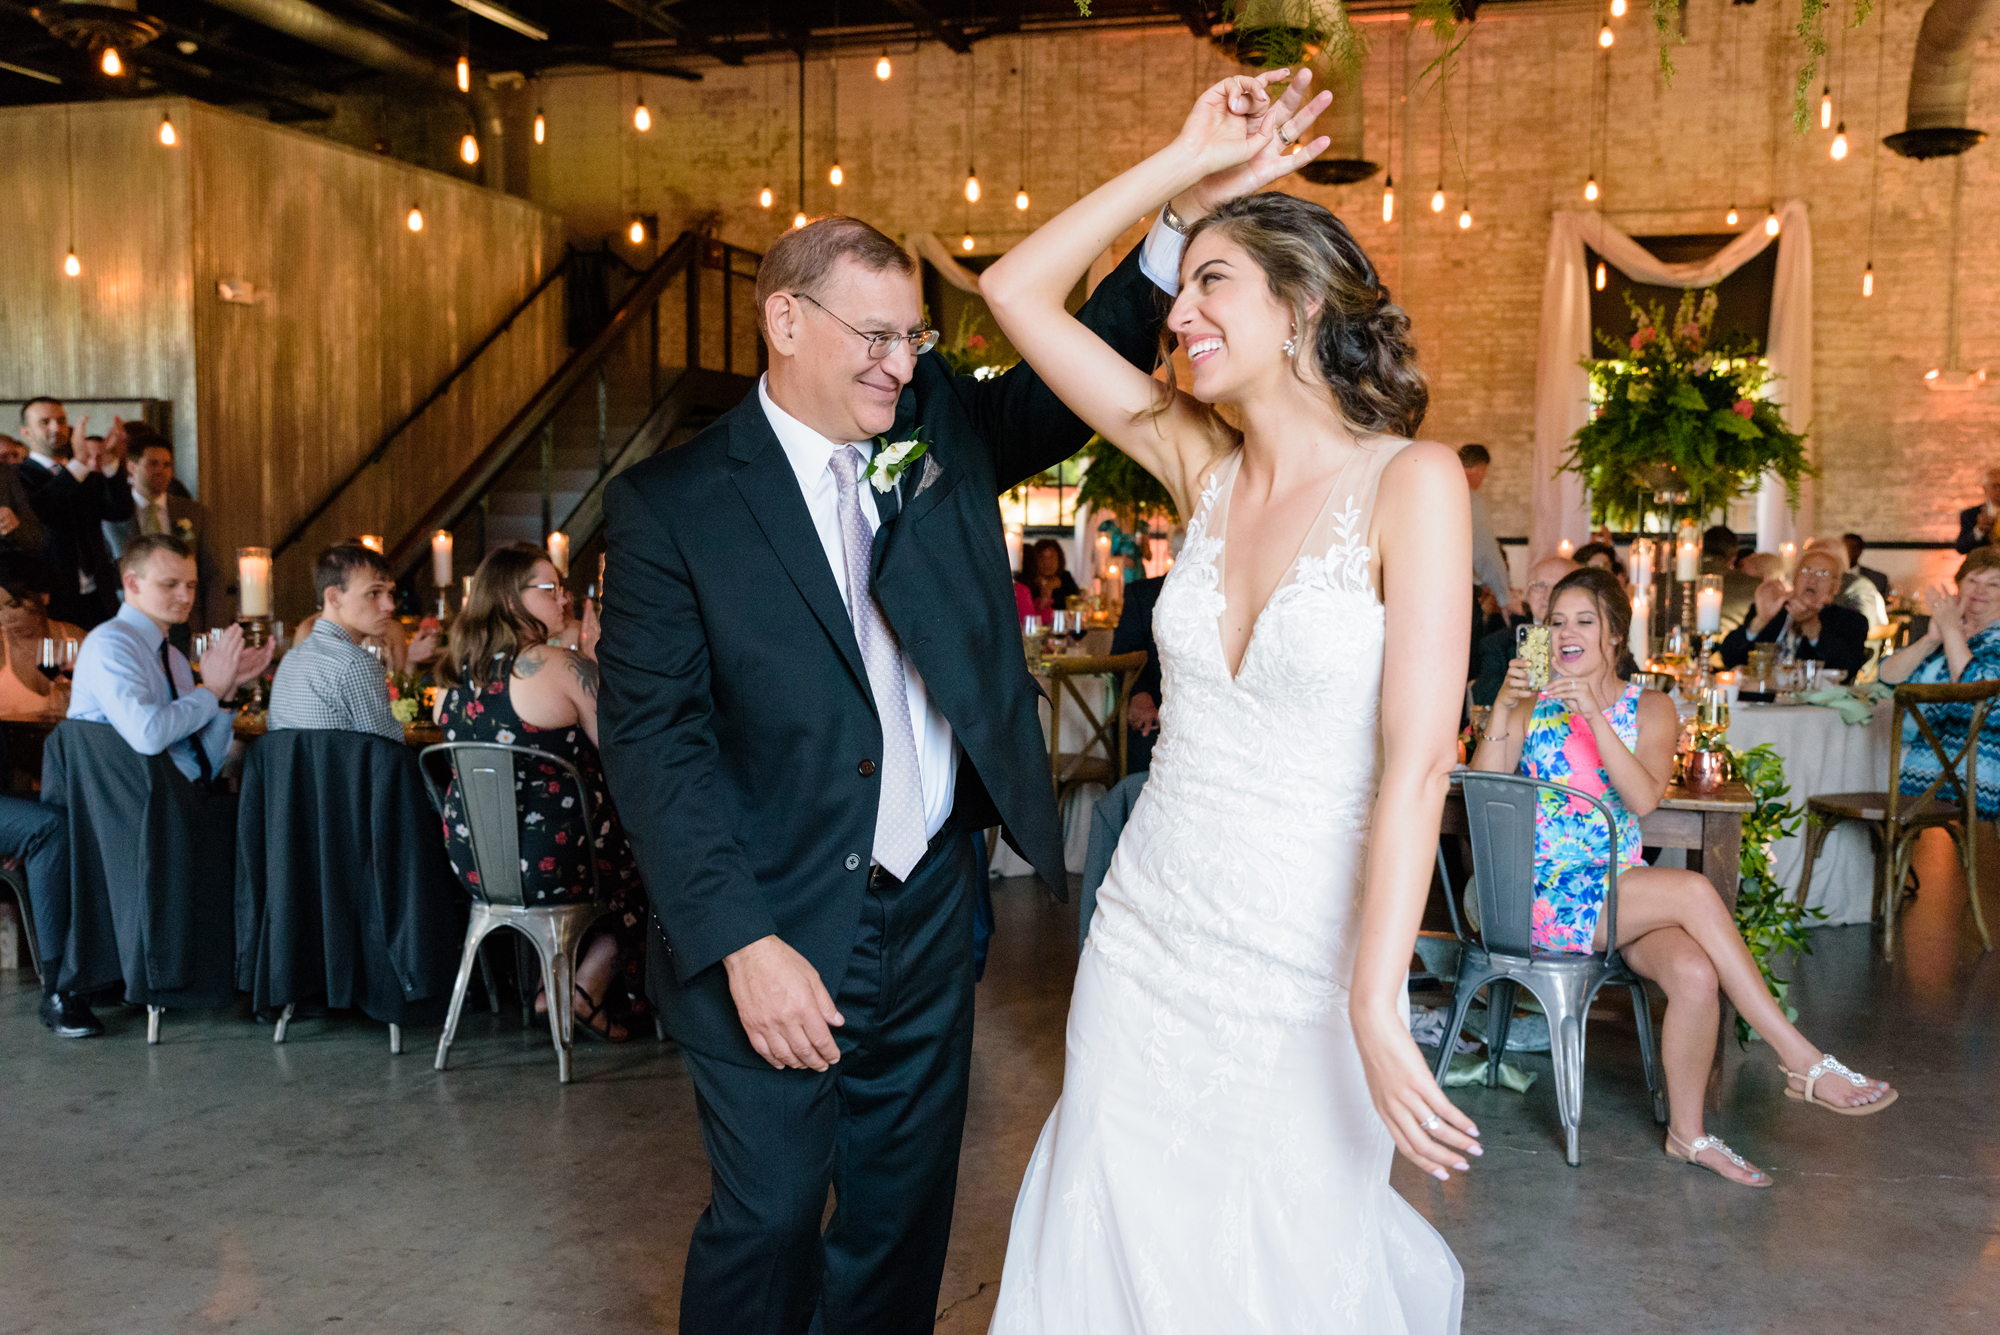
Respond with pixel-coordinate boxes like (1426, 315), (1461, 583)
(1376, 437), (1465, 494)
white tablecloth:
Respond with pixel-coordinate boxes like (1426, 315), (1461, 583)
(990, 669), (1117, 878)
(1726, 699), (1894, 926)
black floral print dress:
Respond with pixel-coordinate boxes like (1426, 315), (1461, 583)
(437, 654), (648, 1003)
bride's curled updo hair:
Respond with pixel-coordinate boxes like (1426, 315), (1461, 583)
(1181, 192), (1427, 437)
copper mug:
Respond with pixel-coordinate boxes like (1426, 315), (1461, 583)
(1684, 748), (1731, 795)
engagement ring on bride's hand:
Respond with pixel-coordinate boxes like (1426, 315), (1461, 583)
(1420, 1116), (1442, 1132)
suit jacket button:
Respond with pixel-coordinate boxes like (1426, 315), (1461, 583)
(844, 853), (861, 871)
(858, 759), (876, 776)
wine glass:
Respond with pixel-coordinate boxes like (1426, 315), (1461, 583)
(59, 638), (78, 679)
(37, 637), (60, 682)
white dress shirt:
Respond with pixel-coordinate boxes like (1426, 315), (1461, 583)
(759, 378), (959, 841)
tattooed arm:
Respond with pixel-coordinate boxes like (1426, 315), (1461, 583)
(507, 644), (599, 742)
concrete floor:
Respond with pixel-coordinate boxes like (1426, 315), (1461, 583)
(2, 836), (1996, 1335)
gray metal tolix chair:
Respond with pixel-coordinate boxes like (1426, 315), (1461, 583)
(1432, 771), (1666, 1166)
(419, 743), (615, 1085)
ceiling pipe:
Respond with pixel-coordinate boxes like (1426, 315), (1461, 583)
(200, 0), (505, 188)
(1886, 0), (2000, 159)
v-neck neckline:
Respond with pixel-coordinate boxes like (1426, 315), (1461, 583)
(1208, 448), (1360, 685)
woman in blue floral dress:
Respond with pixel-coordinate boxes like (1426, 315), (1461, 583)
(1471, 568), (1895, 1186)
(1878, 545), (2000, 915)
(434, 543), (648, 1041)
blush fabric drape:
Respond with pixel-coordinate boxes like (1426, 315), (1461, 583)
(1532, 201), (1814, 560)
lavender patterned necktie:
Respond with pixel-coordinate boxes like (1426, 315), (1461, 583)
(831, 445), (927, 880)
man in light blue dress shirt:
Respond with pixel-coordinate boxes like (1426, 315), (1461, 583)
(68, 534), (272, 785)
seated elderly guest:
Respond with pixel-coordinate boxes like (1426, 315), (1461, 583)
(1471, 567), (1895, 1187)
(1470, 554), (1577, 707)
(67, 534), (271, 784)
(434, 543), (646, 1041)
(0, 553), (82, 718)
(1878, 547), (2000, 822)
(268, 543), (403, 741)
(1717, 545), (1870, 678)
(1956, 465), (2000, 553)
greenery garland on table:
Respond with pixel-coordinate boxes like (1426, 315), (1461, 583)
(1564, 290), (1813, 531)
(1728, 742), (1823, 1045)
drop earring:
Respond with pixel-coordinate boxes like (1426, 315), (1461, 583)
(1281, 322), (1298, 357)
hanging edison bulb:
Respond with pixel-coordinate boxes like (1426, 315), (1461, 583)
(629, 218), (645, 244)
(1430, 184), (1445, 213)
(793, 211), (808, 229)
(1830, 123), (1849, 160)
(634, 100), (651, 132)
(1458, 205), (1473, 231)
(1015, 186), (1029, 211)
(1598, 25), (1614, 48)
(1382, 176), (1395, 223)
(830, 162), (844, 186)
(964, 171), (981, 203)
(1862, 262), (1875, 297)
(1610, 0), (1626, 14)
(533, 110), (545, 145)
(1820, 86), (1833, 130)
(962, 232), (975, 251)
(1765, 208), (1781, 237)
(407, 206), (424, 232)
(759, 185), (774, 209)
(459, 133), (480, 165)
(158, 115), (176, 146)
(876, 54), (892, 81)
(63, 251), (81, 277)
(1594, 261), (1607, 291)
(1726, 203), (1739, 226)
(101, 48), (122, 76)
(1583, 176), (1599, 202)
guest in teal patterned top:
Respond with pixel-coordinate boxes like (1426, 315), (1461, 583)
(1878, 545), (2000, 821)
(1471, 567), (1897, 1186)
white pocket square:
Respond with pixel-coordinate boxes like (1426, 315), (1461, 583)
(914, 455), (944, 497)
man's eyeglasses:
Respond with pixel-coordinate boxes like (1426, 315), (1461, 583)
(791, 292), (939, 359)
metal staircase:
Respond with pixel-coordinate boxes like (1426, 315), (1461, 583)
(274, 231), (762, 606)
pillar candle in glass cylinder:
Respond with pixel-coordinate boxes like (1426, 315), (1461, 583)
(1628, 537), (1655, 588)
(431, 530), (452, 587)
(1629, 587), (1651, 663)
(1557, 538), (1574, 559)
(1780, 541), (1797, 576)
(238, 547), (272, 617)
(546, 531), (569, 576)
(1675, 522), (1700, 581)
(1004, 523), (1024, 574)
(1696, 574), (1724, 634)
(359, 535), (384, 554)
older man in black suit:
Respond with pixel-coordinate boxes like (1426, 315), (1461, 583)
(596, 87), (1325, 1332)
(1957, 465), (2000, 553)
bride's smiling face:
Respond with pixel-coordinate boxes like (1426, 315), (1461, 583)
(1169, 231), (1299, 405)
(1547, 588), (1612, 678)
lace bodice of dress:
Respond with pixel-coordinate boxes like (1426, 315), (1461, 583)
(1088, 441), (1413, 1025)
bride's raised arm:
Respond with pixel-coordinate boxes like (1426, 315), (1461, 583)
(979, 70), (1332, 515)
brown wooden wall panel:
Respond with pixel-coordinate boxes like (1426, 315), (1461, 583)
(183, 102), (564, 618)
(0, 100), (197, 467)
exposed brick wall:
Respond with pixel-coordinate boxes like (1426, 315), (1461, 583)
(519, 1), (2000, 546)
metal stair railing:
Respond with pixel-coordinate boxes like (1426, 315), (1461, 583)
(386, 232), (762, 587)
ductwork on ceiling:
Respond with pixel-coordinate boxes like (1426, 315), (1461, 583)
(200, 0), (505, 188)
(1886, 0), (1999, 158)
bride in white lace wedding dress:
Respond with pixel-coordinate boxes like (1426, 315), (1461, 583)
(978, 72), (1475, 1333)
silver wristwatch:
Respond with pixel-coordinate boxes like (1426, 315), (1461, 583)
(1161, 199), (1190, 235)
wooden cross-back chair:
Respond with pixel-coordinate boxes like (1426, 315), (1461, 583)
(1042, 651), (1150, 812)
(1795, 679), (1999, 959)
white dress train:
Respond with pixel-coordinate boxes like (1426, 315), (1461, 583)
(990, 444), (1463, 1334)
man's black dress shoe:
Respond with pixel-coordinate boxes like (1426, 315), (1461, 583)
(39, 993), (105, 1039)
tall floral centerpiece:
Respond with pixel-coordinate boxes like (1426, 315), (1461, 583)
(1563, 290), (1812, 532)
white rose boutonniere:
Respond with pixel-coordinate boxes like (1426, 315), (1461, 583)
(863, 430), (929, 494)
(174, 517), (196, 542)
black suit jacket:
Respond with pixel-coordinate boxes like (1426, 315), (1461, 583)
(1958, 503), (1993, 554)
(19, 455), (135, 625)
(598, 245), (1167, 1061)
(1718, 602), (1871, 677)
(1111, 575), (1165, 703)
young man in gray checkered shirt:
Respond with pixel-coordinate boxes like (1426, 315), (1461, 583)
(267, 543), (404, 742)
